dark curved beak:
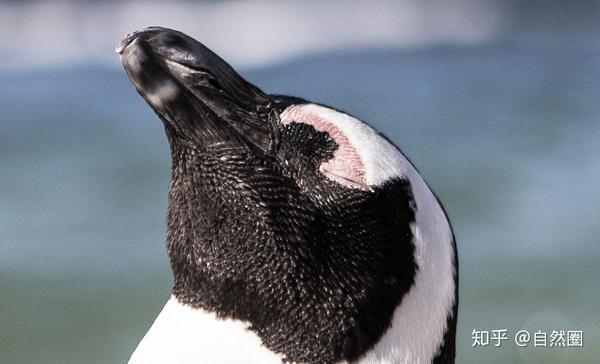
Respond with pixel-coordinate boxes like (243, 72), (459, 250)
(117, 26), (279, 155)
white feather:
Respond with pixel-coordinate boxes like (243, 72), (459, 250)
(128, 297), (283, 364)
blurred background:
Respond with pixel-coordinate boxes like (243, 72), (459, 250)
(1, 0), (599, 363)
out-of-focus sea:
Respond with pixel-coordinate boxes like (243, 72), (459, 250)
(1, 43), (599, 363)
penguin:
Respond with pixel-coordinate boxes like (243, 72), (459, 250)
(117, 27), (458, 364)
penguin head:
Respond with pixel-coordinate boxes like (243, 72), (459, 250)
(117, 26), (409, 208)
(119, 27), (420, 363)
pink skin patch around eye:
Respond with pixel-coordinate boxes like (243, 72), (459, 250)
(280, 105), (368, 190)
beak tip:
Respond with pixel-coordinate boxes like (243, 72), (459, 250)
(116, 32), (137, 55)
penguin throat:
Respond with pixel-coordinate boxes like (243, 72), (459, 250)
(280, 105), (368, 190)
(164, 144), (420, 363)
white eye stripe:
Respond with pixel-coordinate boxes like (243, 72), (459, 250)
(280, 103), (407, 187)
(280, 103), (456, 364)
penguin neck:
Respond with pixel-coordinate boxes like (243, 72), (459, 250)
(164, 143), (247, 302)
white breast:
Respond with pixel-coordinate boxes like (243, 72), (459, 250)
(128, 297), (283, 364)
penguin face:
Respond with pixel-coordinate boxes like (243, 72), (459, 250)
(119, 27), (422, 363)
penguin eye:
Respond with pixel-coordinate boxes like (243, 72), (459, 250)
(280, 105), (370, 191)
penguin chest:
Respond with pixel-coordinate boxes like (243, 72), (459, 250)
(128, 297), (282, 364)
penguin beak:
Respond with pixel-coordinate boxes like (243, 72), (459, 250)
(117, 27), (279, 155)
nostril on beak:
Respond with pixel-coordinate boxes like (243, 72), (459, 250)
(116, 32), (137, 54)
